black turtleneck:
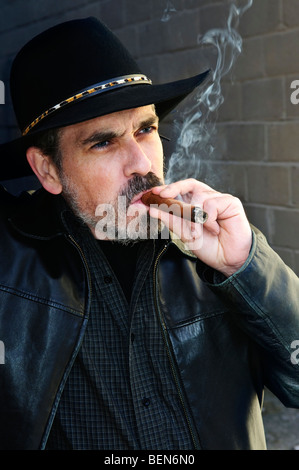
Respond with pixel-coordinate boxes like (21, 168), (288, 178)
(97, 240), (141, 303)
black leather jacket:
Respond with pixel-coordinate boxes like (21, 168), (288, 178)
(0, 187), (299, 450)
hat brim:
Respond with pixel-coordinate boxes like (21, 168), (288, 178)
(0, 70), (210, 180)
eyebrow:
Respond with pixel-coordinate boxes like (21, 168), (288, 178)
(81, 130), (119, 146)
(79, 114), (159, 147)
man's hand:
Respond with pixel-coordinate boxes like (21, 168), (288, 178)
(148, 179), (252, 277)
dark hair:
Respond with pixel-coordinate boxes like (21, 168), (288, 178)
(31, 127), (62, 171)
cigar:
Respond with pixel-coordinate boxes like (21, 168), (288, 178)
(141, 191), (208, 224)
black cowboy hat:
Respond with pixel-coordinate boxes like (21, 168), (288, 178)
(0, 17), (210, 179)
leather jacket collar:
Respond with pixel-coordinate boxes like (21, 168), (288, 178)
(8, 188), (70, 240)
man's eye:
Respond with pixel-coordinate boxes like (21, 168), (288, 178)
(139, 126), (155, 135)
(92, 140), (109, 149)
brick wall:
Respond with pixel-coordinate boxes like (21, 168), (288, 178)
(215, 0), (299, 275)
(0, 0), (299, 273)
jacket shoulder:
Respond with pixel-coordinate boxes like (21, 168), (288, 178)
(0, 185), (65, 239)
(0, 185), (34, 218)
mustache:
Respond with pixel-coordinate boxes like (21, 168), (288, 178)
(119, 172), (163, 207)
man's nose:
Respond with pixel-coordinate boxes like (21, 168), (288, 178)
(123, 139), (152, 177)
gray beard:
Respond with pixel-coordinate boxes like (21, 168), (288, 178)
(60, 172), (165, 244)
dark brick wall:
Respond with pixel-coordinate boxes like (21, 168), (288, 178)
(1, 0), (299, 273)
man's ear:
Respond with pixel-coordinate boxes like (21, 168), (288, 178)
(26, 147), (63, 195)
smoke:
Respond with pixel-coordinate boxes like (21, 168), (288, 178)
(164, 0), (253, 184)
(161, 1), (177, 22)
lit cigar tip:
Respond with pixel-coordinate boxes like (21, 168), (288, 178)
(193, 207), (208, 224)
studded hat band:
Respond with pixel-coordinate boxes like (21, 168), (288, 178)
(22, 74), (152, 136)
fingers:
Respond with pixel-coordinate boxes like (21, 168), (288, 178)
(149, 179), (247, 238)
(148, 179), (252, 273)
(202, 194), (243, 235)
(149, 179), (222, 233)
(148, 204), (204, 250)
(151, 179), (219, 204)
(156, 179), (214, 194)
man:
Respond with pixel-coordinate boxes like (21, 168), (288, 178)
(0, 17), (298, 450)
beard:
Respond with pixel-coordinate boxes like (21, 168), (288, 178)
(60, 171), (164, 244)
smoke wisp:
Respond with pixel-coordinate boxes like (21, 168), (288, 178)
(165, 0), (253, 184)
